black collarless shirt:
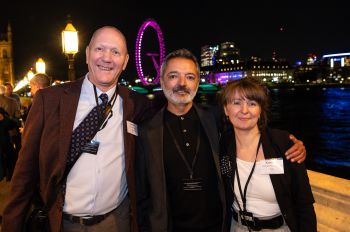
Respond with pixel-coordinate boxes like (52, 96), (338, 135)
(163, 107), (222, 232)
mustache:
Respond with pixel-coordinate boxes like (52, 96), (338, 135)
(172, 85), (191, 94)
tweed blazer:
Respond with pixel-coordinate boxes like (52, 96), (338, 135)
(2, 77), (151, 232)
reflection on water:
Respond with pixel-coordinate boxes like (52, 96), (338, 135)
(192, 87), (350, 179)
(317, 88), (350, 168)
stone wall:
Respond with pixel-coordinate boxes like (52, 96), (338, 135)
(307, 170), (350, 232)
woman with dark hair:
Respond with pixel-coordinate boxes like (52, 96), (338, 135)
(220, 78), (316, 232)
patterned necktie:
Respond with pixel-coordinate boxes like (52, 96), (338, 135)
(66, 93), (108, 168)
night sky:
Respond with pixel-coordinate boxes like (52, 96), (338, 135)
(1, 1), (349, 82)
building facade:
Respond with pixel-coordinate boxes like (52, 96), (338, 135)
(0, 23), (15, 85)
(200, 42), (293, 85)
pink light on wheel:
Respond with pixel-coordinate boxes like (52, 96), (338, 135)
(135, 18), (165, 85)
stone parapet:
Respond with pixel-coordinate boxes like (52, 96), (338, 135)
(307, 170), (350, 232)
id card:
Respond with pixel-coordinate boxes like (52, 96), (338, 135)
(256, 158), (284, 174)
(127, 121), (138, 136)
(81, 140), (100, 155)
(182, 178), (204, 191)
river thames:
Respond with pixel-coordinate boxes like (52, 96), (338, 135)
(268, 86), (350, 179)
(151, 85), (350, 180)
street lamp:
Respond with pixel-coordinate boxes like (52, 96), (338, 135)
(62, 20), (78, 81)
(36, 58), (46, 74)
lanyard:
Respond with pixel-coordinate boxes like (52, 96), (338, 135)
(233, 136), (262, 212)
(165, 121), (201, 179)
(93, 85), (118, 131)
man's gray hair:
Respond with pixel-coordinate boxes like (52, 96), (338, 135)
(30, 73), (51, 88)
(160, 48), (200, 79)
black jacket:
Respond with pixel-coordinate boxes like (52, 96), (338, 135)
(221, 128), (317, 232)
(136, 104), (227, 232)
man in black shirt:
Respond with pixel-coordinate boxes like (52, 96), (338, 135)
(136, 49), (306, 232)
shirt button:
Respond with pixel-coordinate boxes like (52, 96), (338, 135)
(180, 117), (184, 120)
(183, 129), (187, 133)
(186, 142), (190, 147)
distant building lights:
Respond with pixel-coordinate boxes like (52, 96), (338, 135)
(13, 79), (29, 92)
(27, 69), (34, 80)
(322, 52), (350, 58)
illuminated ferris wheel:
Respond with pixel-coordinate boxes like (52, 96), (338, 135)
(135, 19), (165, 85)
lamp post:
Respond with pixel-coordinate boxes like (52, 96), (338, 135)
(36, 58), (46, 74)
(62, 20), (78, 81)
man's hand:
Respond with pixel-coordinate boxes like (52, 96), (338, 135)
(285, 134), (306, 163)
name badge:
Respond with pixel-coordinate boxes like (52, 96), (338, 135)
(256, 158), (284, 174)
(182, 178), (204, 191)
(81, 140), (100, 155)
(127, 121), (138, 136)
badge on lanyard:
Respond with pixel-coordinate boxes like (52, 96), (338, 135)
(81, 140), (100, 155)
(182, 178), (204, 191)
(255, 158), (284, 174)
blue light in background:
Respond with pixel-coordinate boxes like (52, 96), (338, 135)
(316, 88), (350, 168)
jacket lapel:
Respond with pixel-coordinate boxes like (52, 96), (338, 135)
(194, 105), (221, 176)
(146, 107), (165, 174)
(146, 107), (167, 210)
(194, 104), (227, 228)
(58, 79), (83, 173)
(118, 86), (135, 174)
(261, 130), (287, 202)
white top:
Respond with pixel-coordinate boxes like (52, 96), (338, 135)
(63, 74), (127, 216)
(233, 158), (281, 218)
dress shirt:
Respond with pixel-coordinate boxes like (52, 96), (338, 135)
(63, 74), (127, 215)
